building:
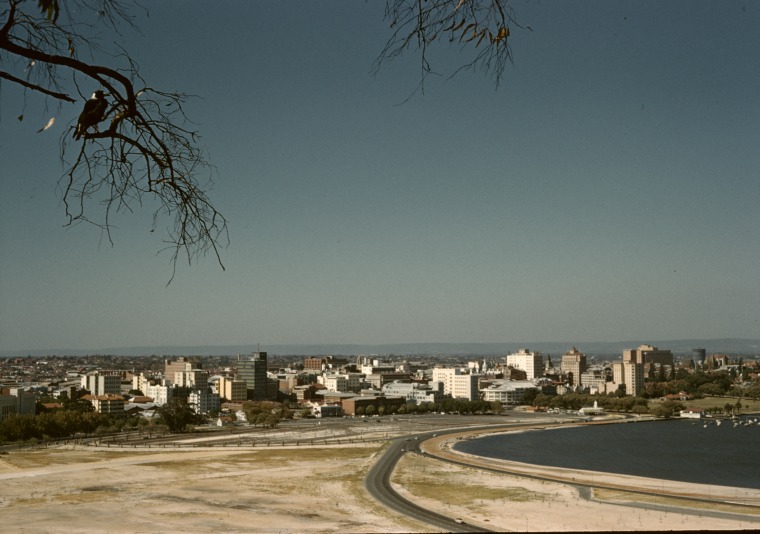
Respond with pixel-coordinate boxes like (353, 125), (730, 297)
(303, 356), (349, 371)
(164, 357), (197, 385)
(431, 368), (480, 401)
(692, 348), (706, 367)
(560, 347), (587, 387)
(481, 380), (537, 405)
(81, 372), (121, 396)
(321, 372), (363, 393)
(0, 395), (17, 421)
(219, 376), (247, 402)
(623, 344), (674, 368)
(86, 394), (125, 416)
(612, 361), (644, 397)
(7, 388), (36, 415)
(237, 352), (271, 401)
(364, 372), (409, 390)
(174, 369), (209, 389)
(144, 383), (173, 406)
(506, 349), (544, 380)
(580, 366), (608, 393)
(381, 381), (443, 405)
(188, 389), (220, 415)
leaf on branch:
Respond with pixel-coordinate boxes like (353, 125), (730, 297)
(459, 23), (477, 43)
(37, 117), (55, 133)
(494, 26), (510, 44)
(451, 19), (466, 32)
(37, 0), (60, 22)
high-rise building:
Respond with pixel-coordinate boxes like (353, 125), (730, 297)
(612, 361), (644, 396)
(237, 352), (270, 401)
(560, 347), (588, 386)
(506, 349), (544, 380)
(81, 372), (121, 396)
(692, 348), (706, 368)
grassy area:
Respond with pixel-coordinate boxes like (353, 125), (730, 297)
(649, 396), (760, 414)
(594, 488), (760, 516)
(393, 453), (548, 508)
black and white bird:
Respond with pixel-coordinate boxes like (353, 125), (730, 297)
(73, 90), (107, 140)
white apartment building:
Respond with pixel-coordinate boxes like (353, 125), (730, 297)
(431, 368), (480, 401)
(188, 389), (220, 415)
(144, 383), (173, 405)
(506, 349), (544, 380)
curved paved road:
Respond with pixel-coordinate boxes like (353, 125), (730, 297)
(364, 428), (502, 532)
(364, 432), (492, 533)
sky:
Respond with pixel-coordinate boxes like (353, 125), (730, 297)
(1, 1), (759, 352)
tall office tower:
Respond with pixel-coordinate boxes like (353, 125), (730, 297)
(560, 347), (587, 386)
(237, 352), (270, 401)
(692, 348), (706, 368)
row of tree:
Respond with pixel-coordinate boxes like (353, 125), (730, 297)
(642, 368), (758, 399)
(0, 411), (111, 442)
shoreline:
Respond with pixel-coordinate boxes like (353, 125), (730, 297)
(420, 421), (760, 508)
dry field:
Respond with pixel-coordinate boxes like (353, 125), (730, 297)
(1, 432), (759, 532)
(0, 444), (425, 533)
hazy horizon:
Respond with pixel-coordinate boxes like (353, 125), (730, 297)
(3, 337), (758, 358)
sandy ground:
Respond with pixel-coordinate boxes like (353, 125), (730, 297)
(0, 430), (758, 532)
(0, 444), (422, 533)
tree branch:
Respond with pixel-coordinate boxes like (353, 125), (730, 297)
(0, 70), (75, 102)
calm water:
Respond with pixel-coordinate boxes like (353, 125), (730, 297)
(454, 417), (760, 489)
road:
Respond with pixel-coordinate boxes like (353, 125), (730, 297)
(364, 431), (492, 533)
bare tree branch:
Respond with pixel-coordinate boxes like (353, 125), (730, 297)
(376, 0), (527, 93)
(1, 0), (228, 281)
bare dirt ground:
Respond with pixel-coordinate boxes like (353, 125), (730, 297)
(1, 416), (759, 532)
(0, 444), (424, 533)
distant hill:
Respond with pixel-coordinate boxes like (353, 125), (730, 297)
(2, 338), (758, 358)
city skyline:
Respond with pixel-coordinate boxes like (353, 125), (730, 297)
(2, 1), (759, 351)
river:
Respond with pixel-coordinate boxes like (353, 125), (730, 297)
(454, 416), (760, 490)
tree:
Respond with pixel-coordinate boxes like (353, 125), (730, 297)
(157, 397), (198, 433)
(376, 0), (523, 92)
(2, 0), (227, 279)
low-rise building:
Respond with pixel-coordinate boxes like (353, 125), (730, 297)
(381, 380), (443, 405)
(481, 380), (537, 405)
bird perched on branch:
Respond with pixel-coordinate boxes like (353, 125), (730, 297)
(73, 90), (107, 140)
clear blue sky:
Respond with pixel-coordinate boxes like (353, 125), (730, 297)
(1, 1), (758, 352)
